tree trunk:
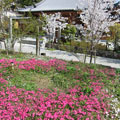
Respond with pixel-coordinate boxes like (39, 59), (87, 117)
(114, 38), (117, 52)
(36, 37), (39, 56)
(39, 42), (41, 56)
(9, 17), (12, 51)
(84, 52), (87, 63)
(84, 42), (88, 63)
(94, 50), (96, 64)
(106, 41), (108, 51)
(19, 40), (22, 52)
(36, 26), (40, 56)
(89, 41), (94, 64)
(90, 51), (93, 63)
(11, 43), (15, 54)
(4, 41), (8, 55)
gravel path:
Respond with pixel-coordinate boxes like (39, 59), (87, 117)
(45, 49), (120, 68)
(1, 42), (120, 69)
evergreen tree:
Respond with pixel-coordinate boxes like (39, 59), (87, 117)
(16, 0), (42, 7)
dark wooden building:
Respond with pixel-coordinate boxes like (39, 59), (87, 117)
(18, 0), (87, 25)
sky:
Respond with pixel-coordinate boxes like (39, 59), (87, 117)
(115, 0), (120, 3)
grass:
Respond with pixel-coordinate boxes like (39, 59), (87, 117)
(0, 49), (50, 61)
(1, 66), (54, 91)
(47, 48), (56, 51)
(0, 50), (119, 96)
(1, 58), (119, 96)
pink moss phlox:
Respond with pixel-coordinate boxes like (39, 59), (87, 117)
(0, 59), (67, 72)
(0, 82), (111, 119)
(0, 58), (114, 119)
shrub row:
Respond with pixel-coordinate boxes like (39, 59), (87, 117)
(46, 41), (120, 59)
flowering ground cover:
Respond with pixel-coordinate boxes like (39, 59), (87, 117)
(0, 58), (119, 119)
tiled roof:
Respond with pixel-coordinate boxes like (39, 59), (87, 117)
(18, 0), (87, 12)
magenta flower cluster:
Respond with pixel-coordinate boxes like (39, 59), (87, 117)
(0, 59), (114, 119)
(0, 59), (67, 72)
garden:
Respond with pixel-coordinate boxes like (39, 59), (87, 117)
(0, 0), (120, 119)
(0, 52), (119, 120)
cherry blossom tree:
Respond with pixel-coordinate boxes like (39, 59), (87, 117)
(79, 0), (117, 63)
(44, 13), (67, 43)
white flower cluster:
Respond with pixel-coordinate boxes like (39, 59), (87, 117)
(43, 13), (68, 41)
(111, 96), (120, 119)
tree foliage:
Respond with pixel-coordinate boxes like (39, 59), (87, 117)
(109, 23), (120, 40)
(12, 13), (46, 49)
(0, 0), (14, 53)
(108, 23), (120, 51)
(61, 24), (77, 42)
(16, 0), (42, 7)
(0, 0), (42, 8)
